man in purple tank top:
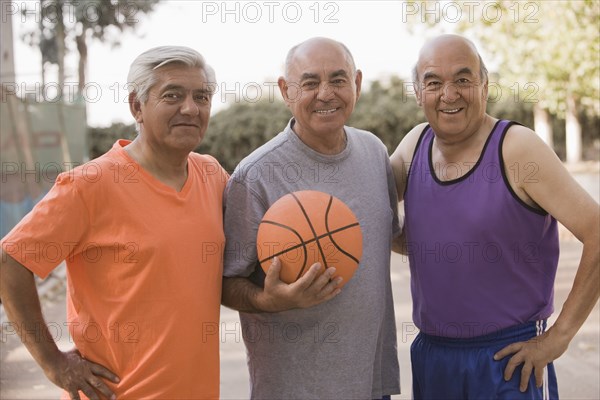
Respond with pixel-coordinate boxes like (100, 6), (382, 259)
(390, 34), (599, 400)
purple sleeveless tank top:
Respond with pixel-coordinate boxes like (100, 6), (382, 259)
(404, 120), (559, 338)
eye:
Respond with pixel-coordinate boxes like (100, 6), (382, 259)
(425, 81), (441, 89)
(194, 93), (211, 104)
(302, 81), (319, 89)
(456, 78), (471, 86)
(162, 92), (182, 101)
(331, 78), (347, 86)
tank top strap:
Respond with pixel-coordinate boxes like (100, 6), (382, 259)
(482, 119), (517, 167)
(408, 124), (434, 173)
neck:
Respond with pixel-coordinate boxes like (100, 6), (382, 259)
(434, 114), (496, 161)
(125, 137), (189, 191)
(292, 123), (347, 155)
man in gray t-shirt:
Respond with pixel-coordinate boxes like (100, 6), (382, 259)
(222, 37), (401, 400)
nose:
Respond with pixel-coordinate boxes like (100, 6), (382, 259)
(180, 94), (200, 116)
(316, 82), (335, 101)
(441, 82), (460, 102)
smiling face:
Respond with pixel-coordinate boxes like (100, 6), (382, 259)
(415, 36), (488, 141)
(278, 39), (362, 150)
(130, 64), (213, 154)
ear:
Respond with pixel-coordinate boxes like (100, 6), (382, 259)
(415, 84), (422, 107)
(129, 92), (143, 123)
(354, 69), (363, 100)
(482, 79), (489, 102)
(277, 76), (294, 107)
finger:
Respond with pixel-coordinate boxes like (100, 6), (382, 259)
(292, 263), (322, 289)
(79, 381), (101, 400)
(311, 266), (337, 290)
(87, 376), (117, 400)
(534, 365), (545, 388)
(264, 257), (283, 287)
(494, 342), (522, 361)
(68, 390), (81, 400)
(503, 354), (523, 381)
(520, 361), (533, 392)
(89, 361), (120, 383)
(319, 285), (342, 302)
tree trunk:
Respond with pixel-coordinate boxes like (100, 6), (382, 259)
(565, 94), (582, 164)
(55, 0), (66, 97)
(76, 32), (87, 95)
(533, 103), (553, 148)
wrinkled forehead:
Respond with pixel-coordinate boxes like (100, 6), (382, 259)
(288, 43), (354, 79)
(152, 64), (211, 89)
(417, 39), (480, 78)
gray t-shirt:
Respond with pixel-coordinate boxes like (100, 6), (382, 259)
(223, 119), (401, 399)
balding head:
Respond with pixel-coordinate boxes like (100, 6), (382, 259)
(412, 34), (488, 88)
(284, 37), (357, 79)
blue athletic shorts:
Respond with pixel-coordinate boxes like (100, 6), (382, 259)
(411, 320), (559, 399)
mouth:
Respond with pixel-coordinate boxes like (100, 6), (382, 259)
(172, 123), (199, 128)
(314, 107), (339, 115)
(439, 108), (463, 114)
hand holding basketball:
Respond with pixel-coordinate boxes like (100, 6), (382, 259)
(259, 256), (343, 312)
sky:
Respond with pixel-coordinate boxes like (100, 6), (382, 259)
(11, 1), (441, 127)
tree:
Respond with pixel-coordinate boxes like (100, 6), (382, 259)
(71, 0), (160, 94)
(350, 76), (425, 152)
(405, 0), (600, 162)
(21, 0), (160, 97)
(21, 0), (66, 96)
(197, 100), (292, 173)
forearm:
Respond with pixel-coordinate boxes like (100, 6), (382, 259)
(551, 238), (600, 340)
(221, 276), (272, 313)
(392, 230), (407, 255)
(0, 253), (63, 373)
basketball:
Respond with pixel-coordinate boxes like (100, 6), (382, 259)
(256, 190), (362, 288)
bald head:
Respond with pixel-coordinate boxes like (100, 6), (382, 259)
(412, 34), (488, 88)
(284, 37), (357, 79)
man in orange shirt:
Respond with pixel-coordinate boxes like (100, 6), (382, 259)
(0, 46), (228, 399)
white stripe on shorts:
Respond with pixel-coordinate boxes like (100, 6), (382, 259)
(535, 320), (549, 400)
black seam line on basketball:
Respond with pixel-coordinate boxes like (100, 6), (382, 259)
(257, 220), (307, 272)
(258, 220), (360, 263)
(325, 197), (361, 264)
(291, 192), (329, 274)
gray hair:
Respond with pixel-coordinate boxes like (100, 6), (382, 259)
(127, 46), (216, 103)
(284, 38), (357, 79)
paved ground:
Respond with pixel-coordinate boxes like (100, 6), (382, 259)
(1, 240), (598, 400)
(1, 168), (599, 399)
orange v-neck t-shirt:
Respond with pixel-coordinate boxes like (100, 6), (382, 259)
(2, 140), (228, 399)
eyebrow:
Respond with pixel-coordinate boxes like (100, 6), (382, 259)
(299, 69), (350, 81)
(159, 84), (212, 94)
(422, 71), (440, 81)
(422, 67), (475, 81)
(300, 72), (320, 81)
(456, 67), (475, 76)
(329, 69), (349, 79)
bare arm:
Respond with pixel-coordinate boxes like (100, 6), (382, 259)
(0, 252), (119, 400)
(494, 126), (600, 391)
(222, 257), (342, 313)
(391, 230), (408, 254)
(389, 123), (428, 254)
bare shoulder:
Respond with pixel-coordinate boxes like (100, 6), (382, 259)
(502, 123), (564, 188)
(503, 123), (552, 159)
(503, 123), (599, 241)
(390, 122), (429, 200)
(390, 122), (428, 168)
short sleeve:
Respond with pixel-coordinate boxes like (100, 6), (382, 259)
(0, 173), (89, 278)
(385, 148), (402, 237)
(222, 178), (268, 278)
